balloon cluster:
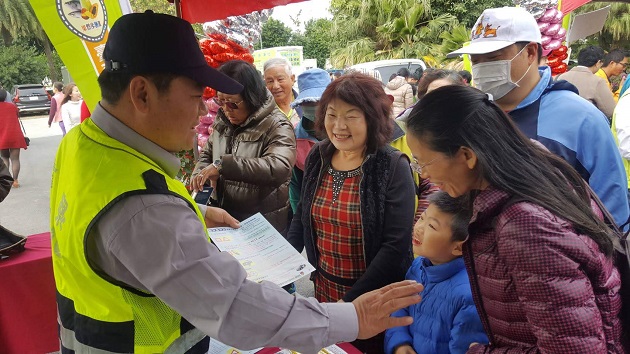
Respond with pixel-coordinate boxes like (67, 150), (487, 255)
(513, 0), (558, 19)
(537, 7), (568, 74)
(194, 10), (272, 152)
(196, 98), (221, 150)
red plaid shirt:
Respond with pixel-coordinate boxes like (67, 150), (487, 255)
(312, 173), (365, 302)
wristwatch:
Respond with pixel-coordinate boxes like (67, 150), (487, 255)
(212, 159), (222, 174)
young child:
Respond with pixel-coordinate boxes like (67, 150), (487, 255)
(384, 191), (488, 354)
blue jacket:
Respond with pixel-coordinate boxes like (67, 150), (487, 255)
(384, 257), (487, 354)
(509, 67), (629, 227)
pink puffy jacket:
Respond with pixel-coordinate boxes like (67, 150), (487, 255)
(465, 187), (624, 353)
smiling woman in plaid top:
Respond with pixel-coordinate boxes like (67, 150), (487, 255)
(406, 85), (624, 353)
(287, 73), (416, 353)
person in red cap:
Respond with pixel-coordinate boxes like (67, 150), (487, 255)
(49, 11), (422, 354)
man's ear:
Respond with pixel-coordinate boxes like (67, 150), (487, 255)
(128, 76), (152, 114)
(526, 42), (538, 66)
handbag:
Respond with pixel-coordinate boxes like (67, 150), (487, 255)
(18, 117), (30, 147)
(0, 224), (27, 260)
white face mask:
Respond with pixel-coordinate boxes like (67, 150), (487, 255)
(472, 46), (531, 100)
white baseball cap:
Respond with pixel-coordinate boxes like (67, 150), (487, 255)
(447, 7), (542, 58)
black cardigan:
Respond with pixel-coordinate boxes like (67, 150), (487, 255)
(286, 139), (415, 301)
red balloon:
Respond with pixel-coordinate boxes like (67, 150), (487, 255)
(557, 52), (568, 61)
(547, 56), (561, 67)
(551, 45), (568, 56)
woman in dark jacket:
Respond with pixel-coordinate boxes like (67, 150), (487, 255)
(287, 73), (416, 353)
(0, 157), (12, 202)
(405, 85), (624, 353)
(192, 60), (296, 233)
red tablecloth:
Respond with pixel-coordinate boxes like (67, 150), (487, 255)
(0, 232), (59, 354)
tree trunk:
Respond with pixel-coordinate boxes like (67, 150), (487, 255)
(41, 32), (58, 82)
(1, 26), (13, 46)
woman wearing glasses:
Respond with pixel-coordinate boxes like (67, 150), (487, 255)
(286, 73), (416, 353)
(191, 60), (296, 235)
(405, 85), (624, 353)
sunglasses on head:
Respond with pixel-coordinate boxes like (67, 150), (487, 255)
(213, 97), (244, 110)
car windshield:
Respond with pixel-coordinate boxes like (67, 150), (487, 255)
(19, 88), (47, 96)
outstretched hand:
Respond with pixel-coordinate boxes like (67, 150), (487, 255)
(352, 280), (423, 339)
(204, 206), (240, 229)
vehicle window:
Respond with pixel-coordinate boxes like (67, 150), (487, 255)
(19, 88), (47, 96)
(376, 64), (423, 84)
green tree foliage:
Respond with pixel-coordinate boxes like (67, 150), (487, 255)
(129, 0), (176, 15)
(329, 0), (459, 67)
(0, 0), (37, 46)
(261, 18), (295, 49)
(302, 19), (333, 68)
(430, 0), (512, 28)
(572, 3), (630, 51)
(0, 45), (51, 88)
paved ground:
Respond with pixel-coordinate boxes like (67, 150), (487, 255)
(0, 115), (314, 297)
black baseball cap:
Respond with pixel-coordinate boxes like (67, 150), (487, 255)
(103, 11), (243, 94)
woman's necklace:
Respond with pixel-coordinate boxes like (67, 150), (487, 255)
(327, 166), (362, 204)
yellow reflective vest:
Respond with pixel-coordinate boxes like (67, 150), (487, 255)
(611, 90), (630, 189)
(50, 118), (208, 353)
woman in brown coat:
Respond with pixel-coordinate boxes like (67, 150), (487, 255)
(192, 60), (296, 234)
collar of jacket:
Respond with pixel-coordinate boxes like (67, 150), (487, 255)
(390, 120), (405, 142)
(215, 91), (277, 132)
(412, 256), (465, 284)
(515, 67), (578, 111)
(469, 187), (512, 225)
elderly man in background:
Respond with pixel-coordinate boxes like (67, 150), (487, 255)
(556, 46), (616, 119)
(263, 57), (302, 126)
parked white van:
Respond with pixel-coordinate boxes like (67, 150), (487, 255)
(347, 59), (427, 84)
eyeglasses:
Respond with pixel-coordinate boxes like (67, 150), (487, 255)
(213, 97), (244, 110)
(410, 156), (441, 175)
(617, 62), (628, 68)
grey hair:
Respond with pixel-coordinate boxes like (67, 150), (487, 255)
(263, 57), (293, 76)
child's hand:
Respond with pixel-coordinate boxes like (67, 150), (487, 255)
(394, 344), (417, 354)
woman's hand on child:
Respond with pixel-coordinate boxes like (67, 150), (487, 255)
(394, 344), (417, 354)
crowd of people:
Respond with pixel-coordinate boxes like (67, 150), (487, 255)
(0, 81), (87, 191)
(44, 5), (630, 354)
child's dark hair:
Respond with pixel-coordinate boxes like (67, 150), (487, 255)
(428, 191), (471, 242)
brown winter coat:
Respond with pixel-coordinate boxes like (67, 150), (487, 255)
(194, 92), (296, 232)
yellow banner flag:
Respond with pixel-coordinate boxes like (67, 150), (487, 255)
(28, 0), (131, 110)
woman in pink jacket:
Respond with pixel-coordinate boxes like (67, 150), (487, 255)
(405, 85), (624, 353)
(47, 82), (66, 135)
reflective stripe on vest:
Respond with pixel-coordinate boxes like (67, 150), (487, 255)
(51, 118), (209, 353)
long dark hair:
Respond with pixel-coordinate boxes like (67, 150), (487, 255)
(218, 60), (267, 114)
(407, 85), (613, 256)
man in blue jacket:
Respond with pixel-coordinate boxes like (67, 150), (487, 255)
(448, 7), (630, 226)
